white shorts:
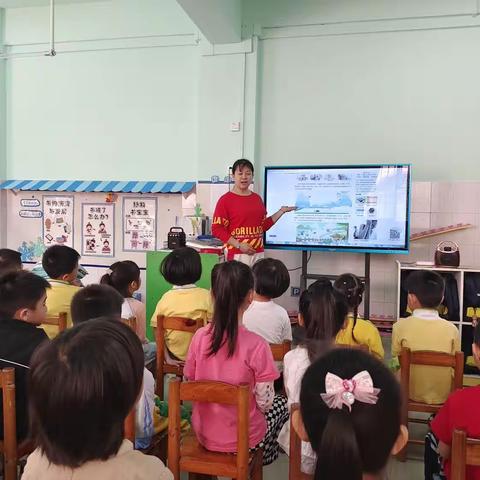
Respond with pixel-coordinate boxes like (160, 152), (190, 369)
(232, 252), (265, 267)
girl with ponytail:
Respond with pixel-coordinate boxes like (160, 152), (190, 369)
(184, 261), (289, 465)
(278, 278), (349, 474)
(334, 273), (384, 359)
(297, 348), (408, 480)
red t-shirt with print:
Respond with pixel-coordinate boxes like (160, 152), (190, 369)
(212, 191), (274, 260)
(431, 386), (480, 480)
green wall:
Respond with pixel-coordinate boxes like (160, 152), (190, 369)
(0, 8), (5, 181)
(3, 0), (480, 184)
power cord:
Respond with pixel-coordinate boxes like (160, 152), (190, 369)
(288, 251), (312, 272)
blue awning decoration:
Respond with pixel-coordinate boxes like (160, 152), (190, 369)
(0, 180), (195, 194)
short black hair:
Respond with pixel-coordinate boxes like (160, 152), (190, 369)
(71, 284), (123, 325)
(405, 270), (445, 308)
(0, 270), (50, 317)
(0, 248), (22, 276)
(28, 318), (144, 468)
(42, 245), (80, 279)
(232, 159), (254, 174)
(160, 247), (202, 286)
(100, 261), (141, 298)
(252, 258), (290, 298)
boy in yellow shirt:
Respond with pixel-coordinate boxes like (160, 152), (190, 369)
(334, 273), (384, 359)
(42, 245), (81, 339)
(392, 270), (460, 404)
(151, 247), (212, 361)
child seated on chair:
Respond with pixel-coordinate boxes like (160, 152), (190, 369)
(150, 247), (212, 361)
(41, 245), (82, 339)
(295, 348), (408, 480)
(424, 321), (480, 480)
(243, 258), (292, 346)
(101, 260), (156, 364)
(0, 271), (50, 441)
(333, 273), (384, 359)
(0, 248), (22, 276)
(22, 319), (172, 480)
(392, 270), (460, 405)
(277, 278), (349, 474)
(184, 261), (289, 465)
(71, 285), (156, 450)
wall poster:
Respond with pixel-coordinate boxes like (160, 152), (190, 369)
(123, 197), (157, 251)
(42, 196), (74, 247)
(81, 203), (115, 257)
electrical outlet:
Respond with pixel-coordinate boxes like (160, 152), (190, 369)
(291, 287), (300, 297)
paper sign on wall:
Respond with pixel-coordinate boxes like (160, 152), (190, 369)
(123, 198), (157, 251)
(81, 203), (115, 257)
(42, 196), (74, 247)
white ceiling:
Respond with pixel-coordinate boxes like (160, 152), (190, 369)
(0, 0), (107, 7)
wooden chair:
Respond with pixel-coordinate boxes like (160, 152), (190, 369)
(0, 368), (34, 480)
(121, 316), (137, 333)
(124, 408), (136, 443)
(41, 312), (67, 333)
(289, 404), (313, 480)
(155, 315), (203, 399)
(270, 341), (291, 362)
(168, 379), (263, 480)
(451, 428), (480, 480)
(398, 347), (464, 461)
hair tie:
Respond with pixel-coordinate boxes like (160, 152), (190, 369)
(321, 371), (380, 412)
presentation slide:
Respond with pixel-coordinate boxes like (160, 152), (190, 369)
(264, 165), (410, 253)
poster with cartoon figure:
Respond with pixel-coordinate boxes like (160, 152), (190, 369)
(42, 196), (74, 247)
(123, 197), (157, 251)
(81, 203), (115, 257)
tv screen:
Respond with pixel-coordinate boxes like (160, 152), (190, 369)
(264, 165), (411, 254)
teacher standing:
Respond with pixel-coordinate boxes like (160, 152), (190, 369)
(212, 159), (296, 266)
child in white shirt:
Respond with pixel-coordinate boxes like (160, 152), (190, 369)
(243, 258), (292, 345)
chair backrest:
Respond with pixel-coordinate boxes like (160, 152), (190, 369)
(451, 429), (480, 480)
(41, 312), (68, 333)
(270, 341), (291, 362)
(399, 347), (464, 401)
(168, 379), (249, 480)
(289, 403), (313, 480)
(121, 316), (137, 333)
(1, 368), (18, 480)
(123, 408), (135, 443)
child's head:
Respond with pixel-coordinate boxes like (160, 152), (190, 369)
(210, 260), (253, 357)
(160, 247), (201, 286)
(0, 248), (22, 276)
(0, 270), (50, 324)
(297, 348), (407, 480)
(42, 245), (80, 282)
(252, 258), (290, 299)
(405, 270), (445, 310)
(71, 284), (123, 325)
(333, 273), (365, 343)
(100, 260), (141, 298)
(231, 159), (254, 191)
(299, 279), (349, 361)
(28, 318), (144, 468)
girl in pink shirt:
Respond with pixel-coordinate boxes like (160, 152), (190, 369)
(184, 260), (289, 465)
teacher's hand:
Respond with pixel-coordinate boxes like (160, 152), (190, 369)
(238, 242), (256, 255)
(280, 206), (297, 213)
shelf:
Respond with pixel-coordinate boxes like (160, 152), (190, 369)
(410, 223), (473, 241)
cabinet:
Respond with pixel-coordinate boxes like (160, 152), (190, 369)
(396, 261), (480, 371)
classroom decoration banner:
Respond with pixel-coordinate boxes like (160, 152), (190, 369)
(123, 197), (157, 251)
(81, 203), (115, 257)
(42, 196), (74, 247)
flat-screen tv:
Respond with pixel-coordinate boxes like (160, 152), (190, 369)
(264, 165), (411, 254)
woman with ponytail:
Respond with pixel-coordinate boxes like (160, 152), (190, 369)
(296, 348), (408, 480)
(184, 261), (288, 465)
(334, 273), (384, 359)
(278, 278), (349, 474)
